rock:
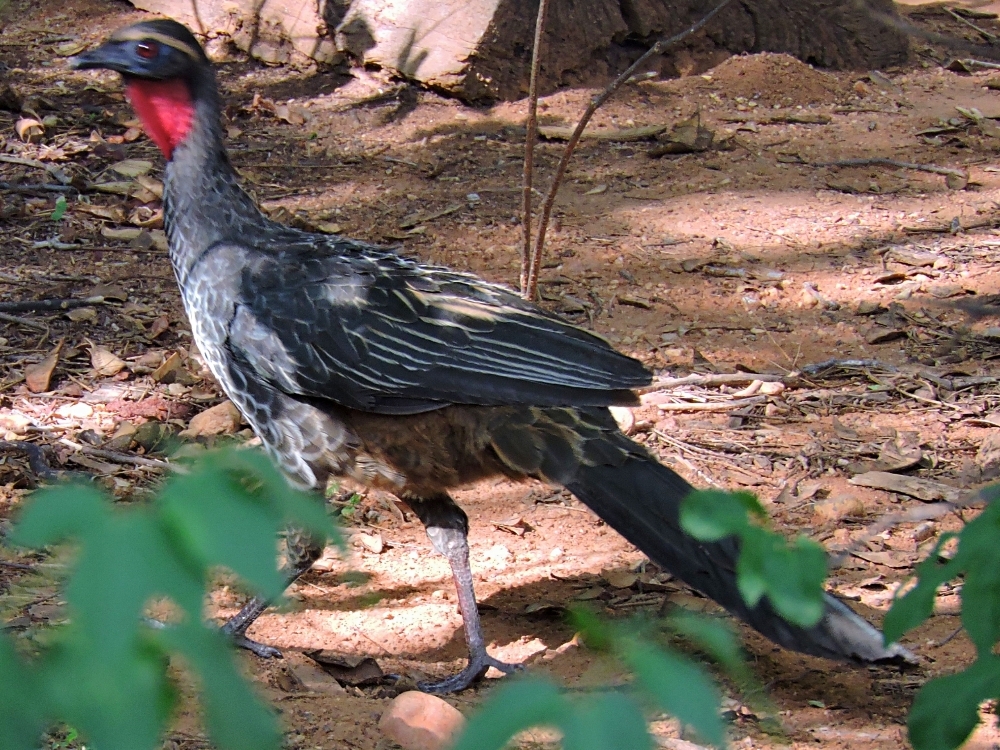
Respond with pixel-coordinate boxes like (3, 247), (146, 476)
(379, 691), (465, 750)
(179, 401), (243, 439)
(608, 405), (636, 435)
(289, 662), (347, 696)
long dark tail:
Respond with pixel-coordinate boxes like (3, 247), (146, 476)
(565, 451), (914, 663)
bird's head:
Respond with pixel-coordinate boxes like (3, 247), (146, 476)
(72, 20), (211, 159)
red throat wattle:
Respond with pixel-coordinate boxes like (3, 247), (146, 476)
(124, 78), (194, 159)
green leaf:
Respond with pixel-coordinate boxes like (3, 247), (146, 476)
(452, 677), (573, 750)
(0, 634), (49, 750)
(954, 505), (1000, 654)
(562, 692), (653, 750)
(159, 624), (280, 750)
(908, 655), (1000, 750)
(51, 196), (67, 221)
(9, 483), (107, 548)
(619, 641), (725, 747)
(883, 534), (960, 644)
(680, 490), (763, 541)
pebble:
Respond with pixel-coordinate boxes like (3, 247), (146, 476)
(379, 691), (466, 750)
(179, 400), (243, 438)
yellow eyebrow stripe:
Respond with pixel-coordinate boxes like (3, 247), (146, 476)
(109, 28), (201, 60)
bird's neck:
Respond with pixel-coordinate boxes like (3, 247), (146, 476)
(150, 74), (269, 288)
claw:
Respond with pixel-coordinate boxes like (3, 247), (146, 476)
(418, 653), (523, 694)
(229, 632), (284, 659)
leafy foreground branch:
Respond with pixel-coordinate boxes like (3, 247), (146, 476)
(0, 448), (336, 750)
(884, 487), (1000, 750)
(451, 489), (826, 750)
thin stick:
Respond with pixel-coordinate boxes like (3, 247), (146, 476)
(519, 0), (550, 296)
(814, 157), (967, 180)
(654, 395), (766, 412)
(522, 0), (734, 300)
(0, 441), (65, 480)
(0, 312), (48, 331)
(945, 7), (998, 44)
(0, 296), (107, 314)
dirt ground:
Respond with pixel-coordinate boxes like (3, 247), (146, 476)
(5, 1), (1000, 748)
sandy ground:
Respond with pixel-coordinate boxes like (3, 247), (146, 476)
(4, 1), (1000, 748)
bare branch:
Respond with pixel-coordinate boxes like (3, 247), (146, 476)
(519, 0), (550, 296)
(523, 0), (735, 300)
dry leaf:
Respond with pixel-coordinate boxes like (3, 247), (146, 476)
(110, 159), (153, 178)
(602, 568), (638, 589)
(15, 117), (44, 143)
(274, 103), (309, 125)
(849, 471), (962, 502)
(149, 230), (168, 251)
(76, 204), (125, 222)
(134, 174), (164, 199)
(149, 315), (170, 339)
(129, 206), (164, 228)
(101, 226), (142, 241)
(25, 340), (63, 393)
(122, 127), (143, 142)
(67, 307), (97, 323)
(356, 532), (384, 554)
(92, 181), (135, 196)
(584, 184), (608, 195)
(55, 40), (87, 56)
(90, 343), (127, 376)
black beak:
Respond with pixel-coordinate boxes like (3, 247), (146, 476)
(70, 42), (137, 76)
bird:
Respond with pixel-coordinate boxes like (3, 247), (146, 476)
(72, 19), (911, 693)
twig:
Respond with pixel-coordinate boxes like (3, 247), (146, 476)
(0, 296), (107, 314)
(0, 181), (76, 194)
(945, 7), (998, 44)
(0, 312), (48, 332)
(800, 359), (899, 376)
(956, 58), (1000, 70)
(519, 0), (549, 296)
(0, 560), (34, 571)
(829, 500), (971, 569)
(0, 441), (67, 481)
(933, 625), (964, 647)
(641, 372), (788, 394)
(0, 155), (71, 184)
(813, 157), (967, 180)
(57, 439), (170, 471)
(653, 395), (767, 412)
(522, 0), (734, 300)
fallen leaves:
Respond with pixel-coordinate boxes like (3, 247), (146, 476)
(88, 342), (127, 377)
(25, 340), (62, 393)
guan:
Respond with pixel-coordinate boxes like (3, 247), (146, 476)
(72, 20), (910, 693)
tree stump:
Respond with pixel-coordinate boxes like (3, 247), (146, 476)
(128, 0), (910, 100)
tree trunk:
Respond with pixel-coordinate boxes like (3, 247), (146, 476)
(128, 0), (910, 100)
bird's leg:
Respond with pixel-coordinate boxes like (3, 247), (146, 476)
(221, 527), (324, 658)
(407, 494), (522, 693)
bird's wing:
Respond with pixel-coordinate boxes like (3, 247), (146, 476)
(226, 241), (649, 414)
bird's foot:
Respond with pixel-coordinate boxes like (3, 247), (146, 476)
(229, 633), (284, 659)
(221, 618), (284, 659)
(418, 652), (523, 694)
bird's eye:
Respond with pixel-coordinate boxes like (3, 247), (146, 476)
(135, 40), (159, 59)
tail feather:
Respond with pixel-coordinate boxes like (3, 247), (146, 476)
(566, 452), (914, 663)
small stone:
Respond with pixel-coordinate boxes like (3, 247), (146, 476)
(379, 691), (466, 750)
(608, 405), (636, 434)
(180, 400), (243, 438)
